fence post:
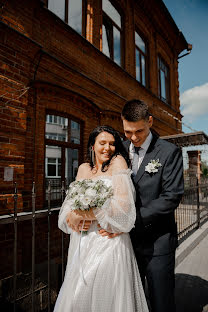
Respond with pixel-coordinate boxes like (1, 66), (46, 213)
(31, 182), (36, 312)
(13, 183), (18, 312)
(47, 181), (51, 312)
(196, 177), (200, 229)
(61, 181), (65, 282)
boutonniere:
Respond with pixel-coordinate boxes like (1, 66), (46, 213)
(145, 159), (162, 174)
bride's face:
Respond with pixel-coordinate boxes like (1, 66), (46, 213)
(93, 132), (116, 165)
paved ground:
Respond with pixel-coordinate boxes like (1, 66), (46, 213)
(175, 233), (208, 312)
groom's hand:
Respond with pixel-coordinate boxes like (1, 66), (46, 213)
(98, 229), (122, 238)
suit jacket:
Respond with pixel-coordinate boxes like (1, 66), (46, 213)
(124, 132), (184, 256)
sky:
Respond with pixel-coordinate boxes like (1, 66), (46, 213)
(163, 0), (208, 135)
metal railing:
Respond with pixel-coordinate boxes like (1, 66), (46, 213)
(0, 182), (69, 312)
(176, 177), (208, 241)
(0, 177), (208, 311)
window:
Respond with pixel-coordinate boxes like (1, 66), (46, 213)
(135, 31), (147, 87)
(158, 56), (170, 104)
(102, 0), (123, 66)
(46, 115), (68, 142)
(46, 157), (61, 178)
(45, 113), (82, 207)
(48, 0), (85, 35)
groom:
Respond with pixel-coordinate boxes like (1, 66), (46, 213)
(120, 99), (184, 312)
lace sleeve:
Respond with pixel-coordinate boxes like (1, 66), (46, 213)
(58, 195), (74, 234)
(93, 169), (136, 233)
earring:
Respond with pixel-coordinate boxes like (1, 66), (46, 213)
(90, 147), (95, 167)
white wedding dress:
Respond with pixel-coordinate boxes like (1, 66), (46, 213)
(54, 169), (149, 312)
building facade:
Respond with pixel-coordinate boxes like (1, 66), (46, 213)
(0, 0), (189, 213)
(0, 0), (189, 300)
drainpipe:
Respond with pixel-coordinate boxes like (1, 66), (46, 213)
(178, 43), (192, 59)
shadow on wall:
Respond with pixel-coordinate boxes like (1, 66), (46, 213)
(175, 273), (208, 312)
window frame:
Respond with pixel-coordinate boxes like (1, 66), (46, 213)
(102, 0), (124, 67)
(158, 55), (170, 104)
(135, 29), (148, 88)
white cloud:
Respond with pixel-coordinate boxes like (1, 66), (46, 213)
(180, 82), (208, 121)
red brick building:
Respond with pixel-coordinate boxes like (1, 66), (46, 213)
(0, 0), (190, 305)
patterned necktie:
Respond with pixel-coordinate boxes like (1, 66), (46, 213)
(132, 147), (141, 176)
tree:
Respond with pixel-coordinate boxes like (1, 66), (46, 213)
(201, 161), (208, 177)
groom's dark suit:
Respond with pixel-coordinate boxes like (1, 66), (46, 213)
(124, 132), (184, 312)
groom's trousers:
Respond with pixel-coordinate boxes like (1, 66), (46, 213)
(136, 251), (176, 312)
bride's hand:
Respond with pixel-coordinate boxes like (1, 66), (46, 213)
(66, 211), (83, 232)
(78, 220), (92, 232)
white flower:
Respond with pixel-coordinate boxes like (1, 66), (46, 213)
(66, 179), (113, 211)
(81, 196), (91, 209)
(145, 159), (162, 174)
(85, 188), (97, 198)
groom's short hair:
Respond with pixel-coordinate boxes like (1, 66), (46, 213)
(121, 99), (150, 122)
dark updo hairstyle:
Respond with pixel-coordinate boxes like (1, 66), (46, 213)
(87, 125), (130, 172)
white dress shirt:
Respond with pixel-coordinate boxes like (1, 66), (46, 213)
(129, 132), (153, 173)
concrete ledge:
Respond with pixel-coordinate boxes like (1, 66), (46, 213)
(176, 220), (208, 267)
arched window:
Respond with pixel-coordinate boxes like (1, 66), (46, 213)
(45, 113), (82, 207)
(102, 0), (123, 66)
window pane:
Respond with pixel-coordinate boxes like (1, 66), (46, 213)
(58, 162), (62, 177)
(160, 70), (166, 100)
(158, 57), (170, 103)
(141, 54), (146, 86)
(102, 0), (121, 28)
(48, 158), (56, 164)
(102, 24), (111, 57)
(71, 120), (80, 129)
(68, 0), (82, 34)
(65, 148), (79, 186)
(48, 163), (56, 177)
(161, 61), (166, 72)
(48, 0), (65, 21)
(135, 32), (145, 53)
(57, 134), (67, 141)
(45, 146), (61, 177)
(45, 146), (62, 206)
(113, 27), (121, 65)
(45, 114), (68, 142)
(136, 49), (140, 82)
(71, 121), (80, 144)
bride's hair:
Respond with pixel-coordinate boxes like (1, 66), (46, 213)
(87, 125), (130, 172)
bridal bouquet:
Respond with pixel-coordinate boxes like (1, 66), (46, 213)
(66, 179), (113, 211)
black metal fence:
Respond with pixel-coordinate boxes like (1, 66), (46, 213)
(176, 176), (208, 241)
(0, 177), (208, 311)
(0, 182), (69, 312)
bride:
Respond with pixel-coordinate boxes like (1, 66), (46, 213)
(54, 125), (149, 312)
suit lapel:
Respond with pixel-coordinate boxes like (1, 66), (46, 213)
(133, 134), (160, 184)
(123, 140), (130, 153)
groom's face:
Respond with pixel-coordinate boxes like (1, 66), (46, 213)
(122, 116), (153, 147)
